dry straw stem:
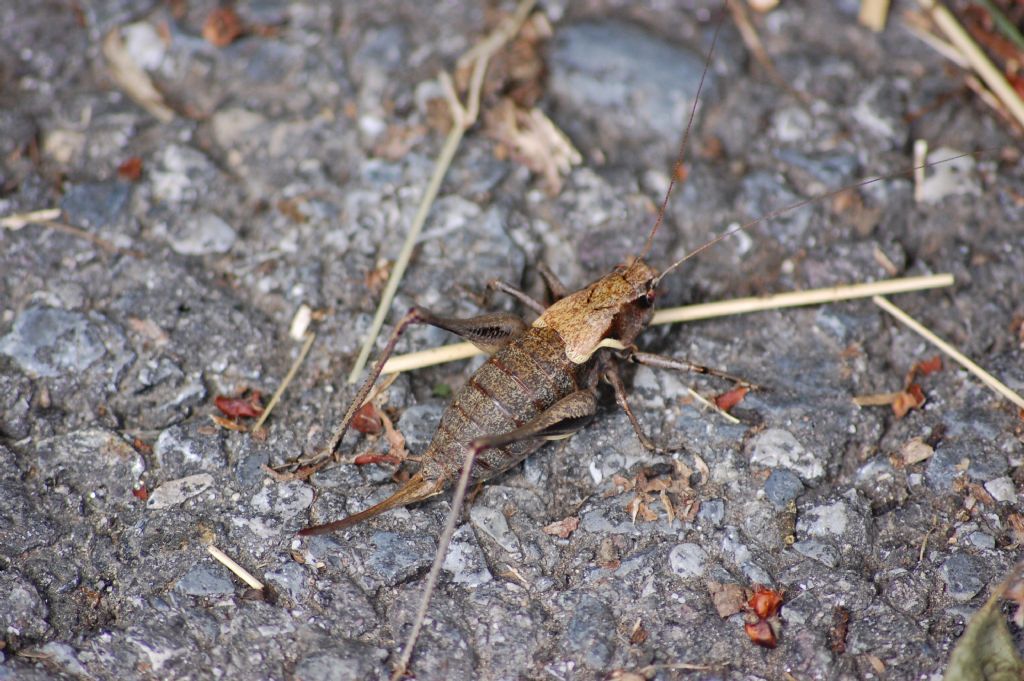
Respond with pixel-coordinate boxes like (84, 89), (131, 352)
(102, 28), (175, 123)
(252, 331), (316, 432)
(0, 208), (61, 230)
(916, 0), (1024, 130)
(858, 0), (891, 32)
(872, 295), (1024, 411)
(206, 544), (264, 590)
(346, 0), (538, 385)
(380, 274), (955, 374)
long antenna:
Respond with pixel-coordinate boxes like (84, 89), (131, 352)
(640, 16), (726, 258)
(652, 150), (986, 286)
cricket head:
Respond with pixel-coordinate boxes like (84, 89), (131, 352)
(534, 257), (658, 363)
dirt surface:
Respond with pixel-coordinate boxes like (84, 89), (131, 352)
(1, 1), (1022, 679)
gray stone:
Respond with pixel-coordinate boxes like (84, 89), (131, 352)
(967, 531), (996, 550)
(792, 539), (840, 568)
(175, 565), (235, 597)
(984, 476), (1017, 503)
(146, 473), (214, 510)
(549, 20), (708, 160)
(249, 480), (314, 523)
(294, 641), (388, 681)
(167, 211), (236, 255)
(154, 424), (227, 477)
(563, 594), (615, 669)
(698, 498), (726, 526)
(469, 505), (520, 554)
(747, 429), (825, 481)
(940, 554), (986, 602)
(442, 524), (492, 586)
(668, 542), (708, 579)
(60, 181), (131, 231)
(0, 570), (49, 639)
(798, 499), (850, 538)
(0, 307), (106, 377)
(396, 404), (444, 453)
(764, 468), (805, 508)
(359, 531), (436, 591)
(34, 429), (146, 511)
(264, 561), (308, 604)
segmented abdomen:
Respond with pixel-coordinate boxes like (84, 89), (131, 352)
(420, 325), (590, 483)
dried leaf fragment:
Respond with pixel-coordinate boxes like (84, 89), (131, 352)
(117, 156), (143, 181)
(892, 383), (926, 418)
(743, 617), (778, 648)
(901, 437), (935, 465)
(708, 580), (747, 618)
(351, 402), (383, 435)
(542, 515), (580, 538)
(749, 586), (784, 619)
(214, 391), (264, 419)
(714, 386), (749, 412)
(203, 8), (244, 47)
(628, 618), (648, 645)
(915, 354), (943, 375)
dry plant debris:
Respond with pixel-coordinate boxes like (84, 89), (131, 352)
(853, 354), (943, 419)
(541, 515), (580, 538)
(910, 0), (1024, 131)
(610, 462), (699, 527)
(212, 390), (264, 430)
(102, 27), (175, 123)
(202, 8), (244, 47)
(707, 582), (785, 648)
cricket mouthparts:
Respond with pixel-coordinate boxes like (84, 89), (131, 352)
(298, 472), (438, 536)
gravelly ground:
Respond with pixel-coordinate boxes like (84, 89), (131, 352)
(1, 1), (1022, 680)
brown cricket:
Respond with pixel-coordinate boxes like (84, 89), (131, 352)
(297, 29), (738, 540)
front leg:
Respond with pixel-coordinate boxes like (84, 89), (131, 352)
(602, 359), (661, 451)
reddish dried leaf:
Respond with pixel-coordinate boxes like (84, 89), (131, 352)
(892, 384), (926, 419)
(744, 617), (777, 648)
(214, 391), (264, 419)
(916, 355), (943, 376)
(542, 515), (580, 538)
(749, 586), (784, 619)
(117, 156), (143, 181)
(203, 7), (243, 47)
(351, 402), (383, 435)
(715, 386), (749, 412)
(131, 485), (149, 501)
(352, 453), (400, 466)
(708, 581), (747, 618)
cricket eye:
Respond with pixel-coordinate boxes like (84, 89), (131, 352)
(638, 287), (656, 308)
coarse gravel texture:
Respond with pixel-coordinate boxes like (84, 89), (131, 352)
(2, 1), (1023, 680)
